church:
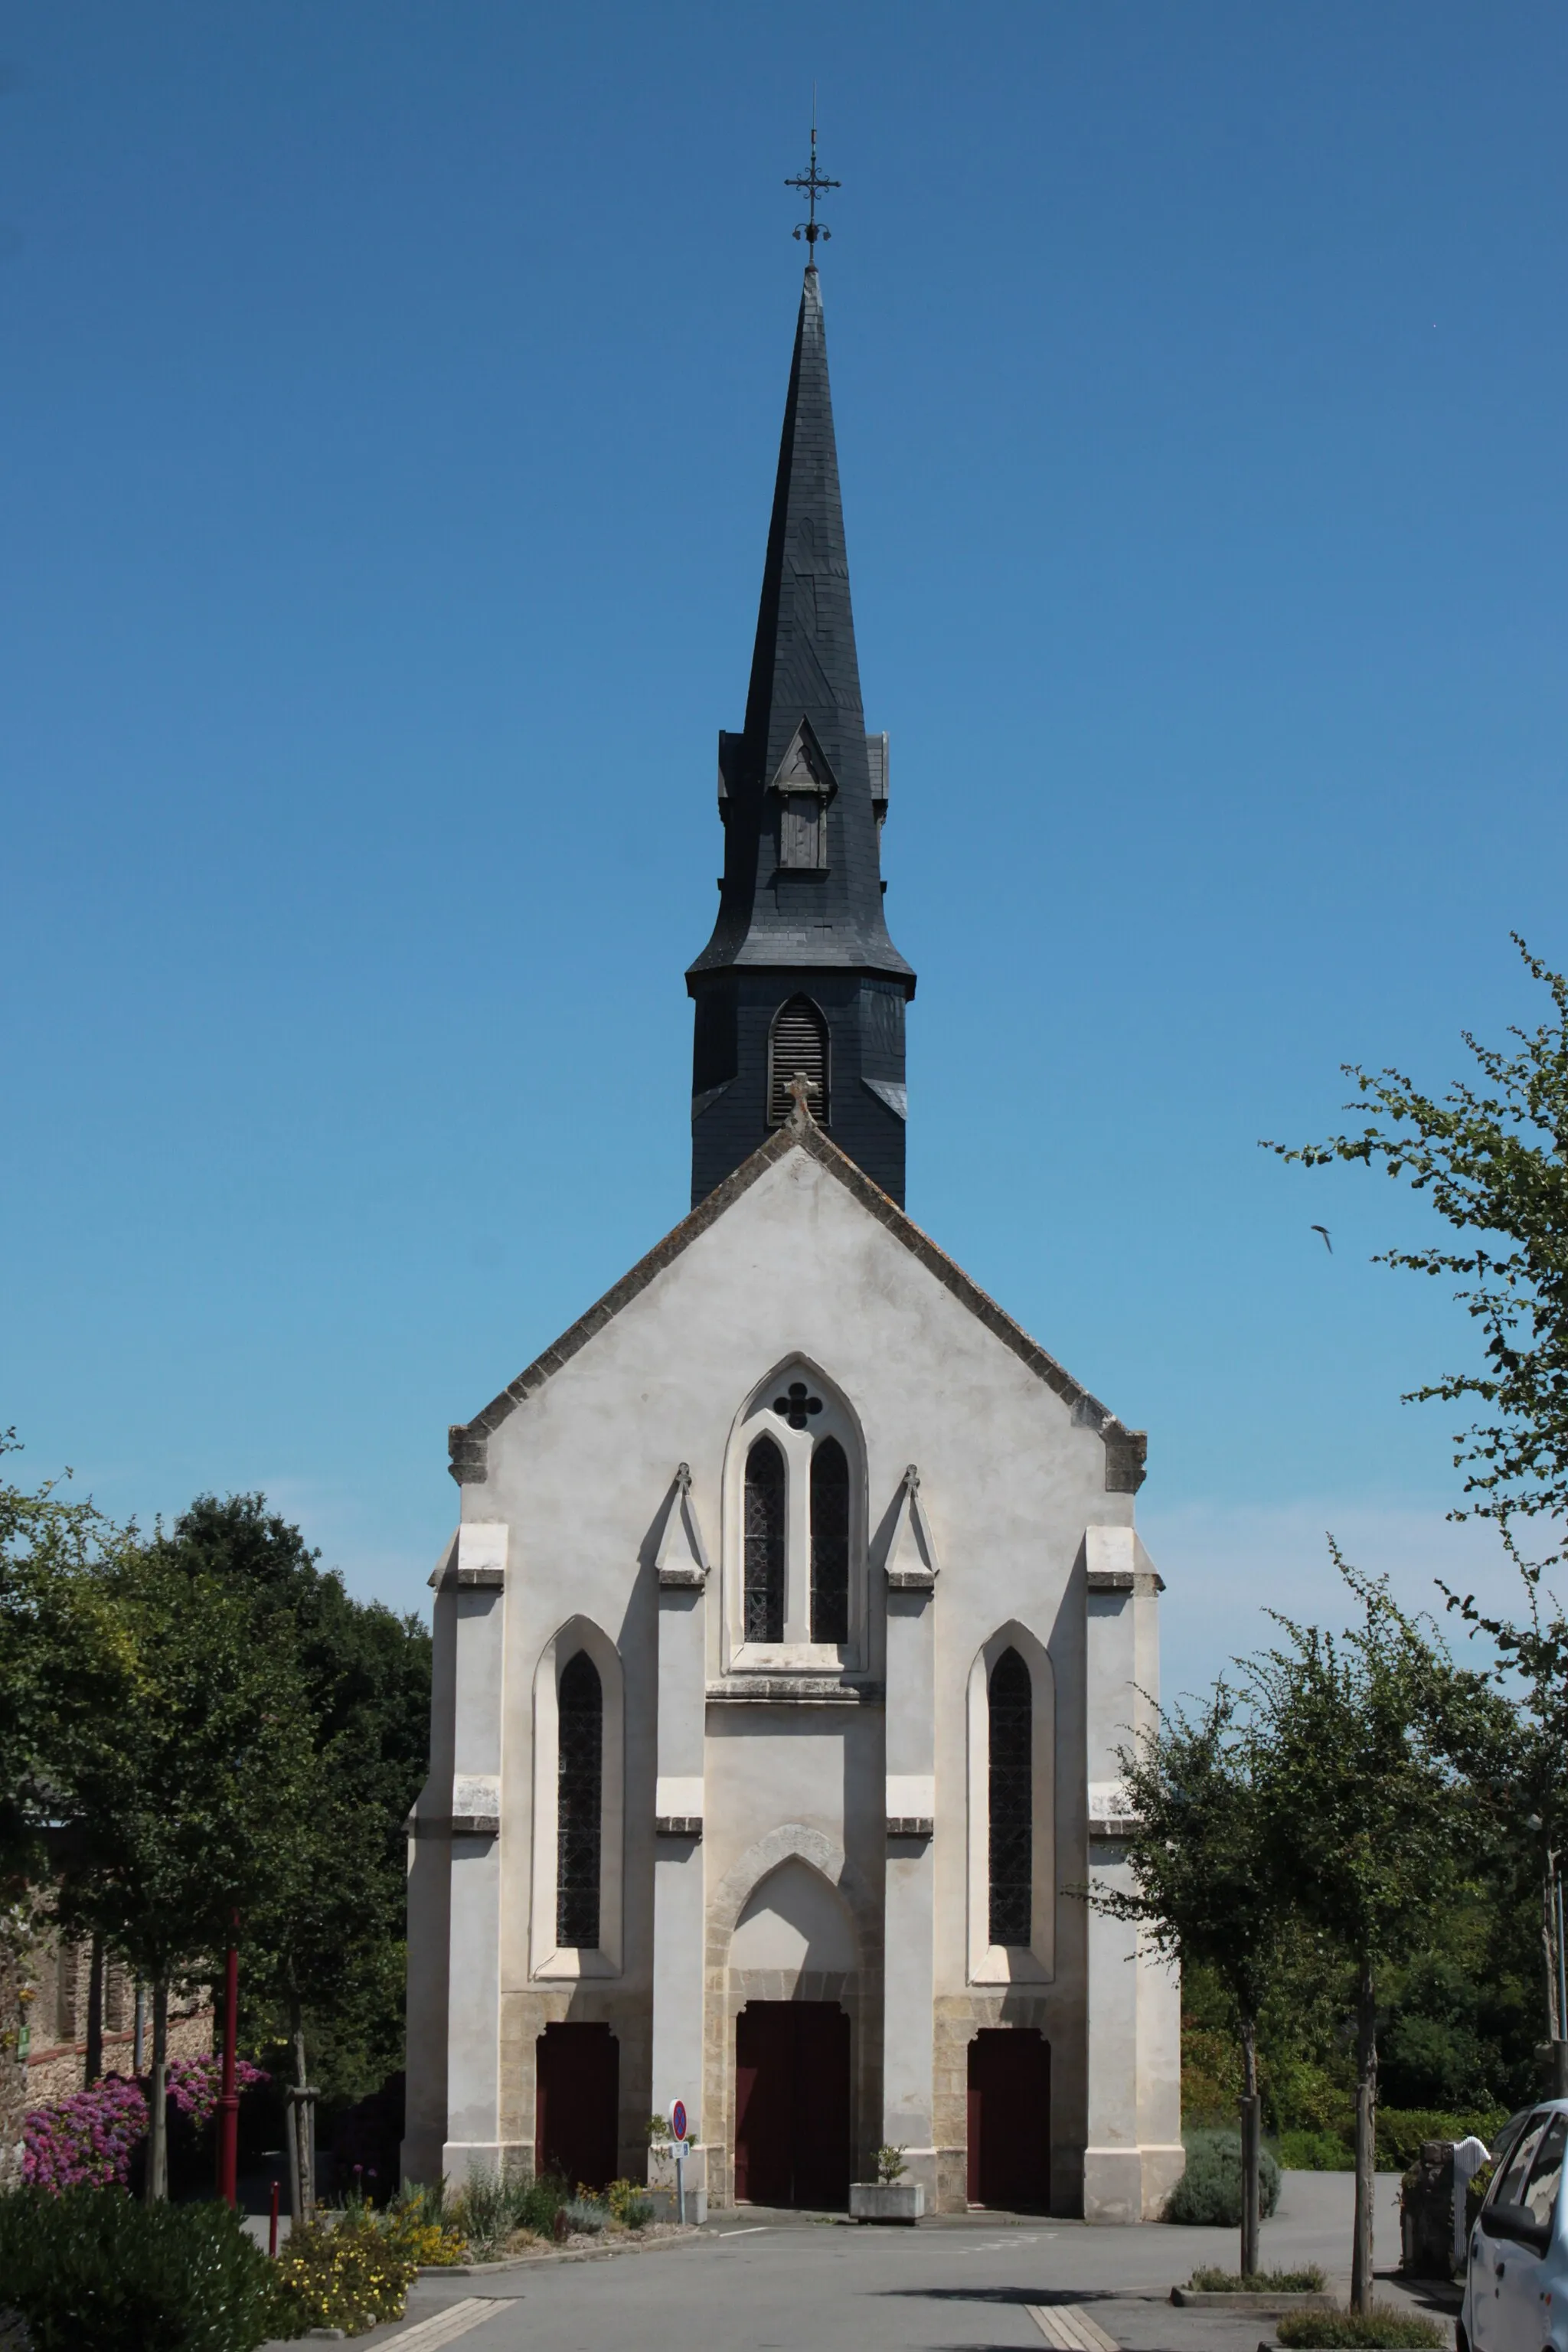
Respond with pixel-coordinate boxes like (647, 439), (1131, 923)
(403, 240), (1182, 2222)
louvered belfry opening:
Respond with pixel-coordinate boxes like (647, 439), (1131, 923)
(810, 1438), (850, 1645)
(743, 1434), (786, 1642)
(988, 1648), (1033, 1948)
(767, 995), (829, 1127)
(556, 1650), (603, 1949)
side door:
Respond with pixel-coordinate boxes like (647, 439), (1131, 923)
(1473, 2112), (1550, 2352)
(1494, 2111), (1566, 2351)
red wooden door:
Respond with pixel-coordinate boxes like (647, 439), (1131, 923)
(966, 2028), (1050, 2210)
(734, 2001), (850, 2208)
(535, 2022), (619, 2190)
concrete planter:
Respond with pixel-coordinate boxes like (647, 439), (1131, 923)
(849, 2181), (925, 2225)
(1168, 2290), (1334, 2314)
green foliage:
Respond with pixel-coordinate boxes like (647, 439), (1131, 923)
(1276, 2308), (1446, 2349)
(1188, 2266), (1326, 2292)
(0, 2185), (286, 2352)
(1269, 941), (1568, 1557)
(603, 2179), (654, 2228)
(445, 2164), (567, 2256)
(156, 1494), (432, 2102)
(0, 1437), (139, 1895)
(1088, 1684), (1286, 2070)
(562, 2195), (608, 2235)
(270, 2212), (416, 2337)
(1280, 2131), (1354, 2171)
(38, 1537), (315, 1992)
(1163, 2132), (1281, 2226)
(1378, 2107), (1504, 2169)
(874, 2145), (908, 2183)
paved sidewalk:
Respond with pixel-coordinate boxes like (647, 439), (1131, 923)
(261, 2172), (1452, 2352)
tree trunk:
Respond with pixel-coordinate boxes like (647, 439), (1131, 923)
(1240, 2015), (1261, 2281)
(145, 1978), (169, 2203)
(83, 1936), (103, 2087)
(290, 1996), (315, 2226)
(1351, 1958), (1377, 2314)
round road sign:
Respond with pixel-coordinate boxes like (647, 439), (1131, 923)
(671, 2100), (688, 2143)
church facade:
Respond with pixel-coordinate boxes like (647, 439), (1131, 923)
(403, 263), (1181, 2221)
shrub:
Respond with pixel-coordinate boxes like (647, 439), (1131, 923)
(1276, 2305), (1446, 2348)
(384, 2182), (466, 2264)
(162, 2058), (270, 2129)
(874, 2145), (908, 2184)
(23, 2078), (149, 2192)
(1163, 2130), (1281, 2226)
(1280, 2129), (1354, 2171)
(270, 2213), (415, 2338)
(446, 2164), (531, 2258)
(603, 2178), (654, 2229)
(1189, 2266), (1326, 2292)
(1376, 2109), (1504, 2171)
(0, 2184), (286, 2352)
(562, 2195), (609, 2235)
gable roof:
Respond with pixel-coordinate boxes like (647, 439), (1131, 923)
(448, 1114), (1146, 1494)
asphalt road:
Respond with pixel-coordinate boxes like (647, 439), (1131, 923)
(263, 2174), (1456, 2352)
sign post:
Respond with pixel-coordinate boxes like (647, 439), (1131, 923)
(671, 2102), (688, 2224)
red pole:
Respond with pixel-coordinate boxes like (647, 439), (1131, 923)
(268, 2177), (279, 2256)
(217, 1919), (240, 2208)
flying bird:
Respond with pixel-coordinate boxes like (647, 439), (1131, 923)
(1311, 1225), (1333, 1254)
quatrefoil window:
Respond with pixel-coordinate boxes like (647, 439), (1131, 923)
(772, 1381), (822, 1431)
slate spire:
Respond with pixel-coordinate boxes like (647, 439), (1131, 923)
(687, 265), (916, 1208)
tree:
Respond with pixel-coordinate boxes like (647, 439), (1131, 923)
(1248, 1566), (1481, 2311)
(1269, 939), (1568, 1566)
(155, 1495), (431, 2211)
(38, 1541), (315, 2199)
(1088, 1682), (1287, 2276)
(1271, 940), (1568, 2060)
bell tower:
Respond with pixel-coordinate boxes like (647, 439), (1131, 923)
(686, 256), (916, 1206)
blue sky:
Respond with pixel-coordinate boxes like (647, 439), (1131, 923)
(3, 2), (1564, 1701)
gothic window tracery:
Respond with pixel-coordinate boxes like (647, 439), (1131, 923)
(556, 1649), (603, 1949)
(987, 1646), (1032, 1947)
(743, 1435), (786, 1643)
(810, 1439), (850, 1645)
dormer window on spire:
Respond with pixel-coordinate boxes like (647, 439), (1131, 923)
(770, 720), (835, 871)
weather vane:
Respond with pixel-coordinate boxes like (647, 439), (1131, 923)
(785, 95), (838, 260)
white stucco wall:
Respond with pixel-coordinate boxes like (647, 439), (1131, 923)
(406, 1137), (1174, 2212)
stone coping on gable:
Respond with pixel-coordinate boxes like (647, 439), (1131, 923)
(447, 1116), (1145, 1494)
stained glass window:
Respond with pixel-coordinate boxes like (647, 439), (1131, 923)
(744, 1435), (786, 1642)
(988, 1647), (1032, 1947)
(810, 1438), (850, 1645)
(557, 1649), (603, 1949)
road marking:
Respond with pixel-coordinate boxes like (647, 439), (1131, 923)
(1026, 2304), (1120, 2352)
(382, 2301), (509, 2349)
(718, 2224), (770, 2236)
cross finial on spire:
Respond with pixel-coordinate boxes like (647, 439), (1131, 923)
(784, 93), (838, 261)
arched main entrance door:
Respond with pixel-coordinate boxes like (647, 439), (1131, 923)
(536, 2021), (618, 2190)
(967, 2027), (1050, 2210)
(734, 2002), (850, 2208)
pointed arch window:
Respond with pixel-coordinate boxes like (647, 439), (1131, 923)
(768, 996), (829, 1127)
(987, 1648), (1032, 1948)
(810, 1438), (850, 1645)
(557, 1651), (603, 1949)
(743, 1436), (786, 1643)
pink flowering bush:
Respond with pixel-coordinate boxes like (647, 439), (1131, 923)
(165, 2053), (269, 2126)
(23, 2073), (148, 2190)
(22, 2058), (270, 2194)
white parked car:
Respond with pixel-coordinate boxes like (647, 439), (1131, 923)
(1462, 2102), (1567, 2352)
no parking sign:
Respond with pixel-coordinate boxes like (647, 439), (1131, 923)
(671, 2099), (688, 2144)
